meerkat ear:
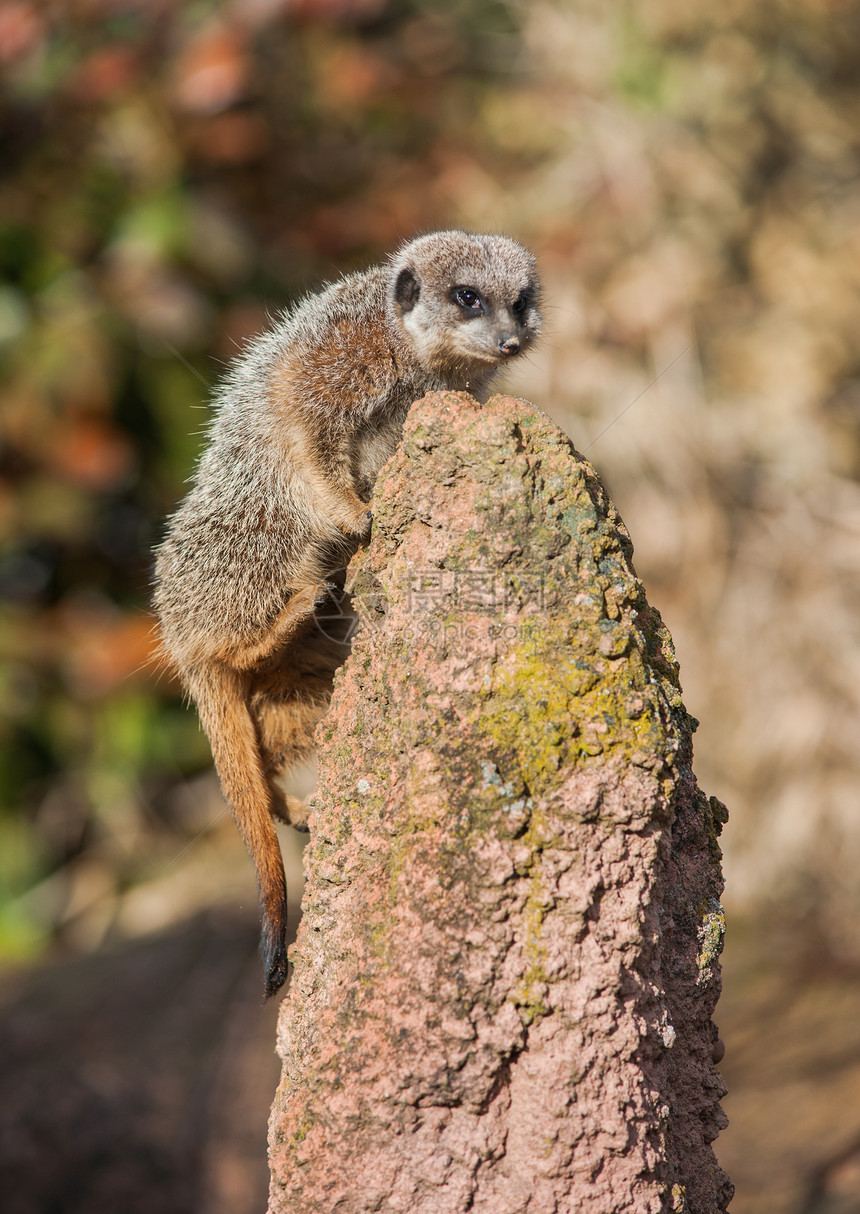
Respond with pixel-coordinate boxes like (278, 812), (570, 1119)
(394, 265), (420, 314)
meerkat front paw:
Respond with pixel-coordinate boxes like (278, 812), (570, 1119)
(343, 508), (373, 540)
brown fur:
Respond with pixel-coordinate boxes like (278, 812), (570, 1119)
(153, 231), (541, 995)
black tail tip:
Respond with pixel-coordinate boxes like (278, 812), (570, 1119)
(261, 926), (289, 998)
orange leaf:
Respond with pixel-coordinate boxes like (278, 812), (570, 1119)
(172, 24), (249, 115)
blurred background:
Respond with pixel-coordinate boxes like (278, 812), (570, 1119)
(1, 0), (859, 1210)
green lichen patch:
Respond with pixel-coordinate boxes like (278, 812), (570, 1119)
(696, 898), (726, 985)
(472, 614), (679, 797)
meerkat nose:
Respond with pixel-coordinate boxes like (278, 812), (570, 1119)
(498, 336), (521, 356)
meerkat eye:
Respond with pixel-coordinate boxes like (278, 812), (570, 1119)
(453, 287), (483, 313)
(513, 291), (530, 316)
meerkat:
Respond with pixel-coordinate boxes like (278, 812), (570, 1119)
(153, 230), (541, 995)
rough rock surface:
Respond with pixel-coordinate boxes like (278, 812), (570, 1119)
(267, 393), (732, 1214)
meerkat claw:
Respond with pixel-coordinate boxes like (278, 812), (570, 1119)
(314, 582), (340, 610)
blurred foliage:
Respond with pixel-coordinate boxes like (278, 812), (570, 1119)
(1, 0), (860, 992)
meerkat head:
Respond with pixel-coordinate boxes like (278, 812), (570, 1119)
(387, 231), (541, 384)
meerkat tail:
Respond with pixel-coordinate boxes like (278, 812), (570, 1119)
(186, 662), (289, 996)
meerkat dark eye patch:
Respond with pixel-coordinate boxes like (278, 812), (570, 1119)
(453, 287), (484, 314)
(394, 267), (421, 313)
(513, 290), (531, 315)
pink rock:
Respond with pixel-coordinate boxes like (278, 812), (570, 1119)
(268, 393), (732, 1214)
